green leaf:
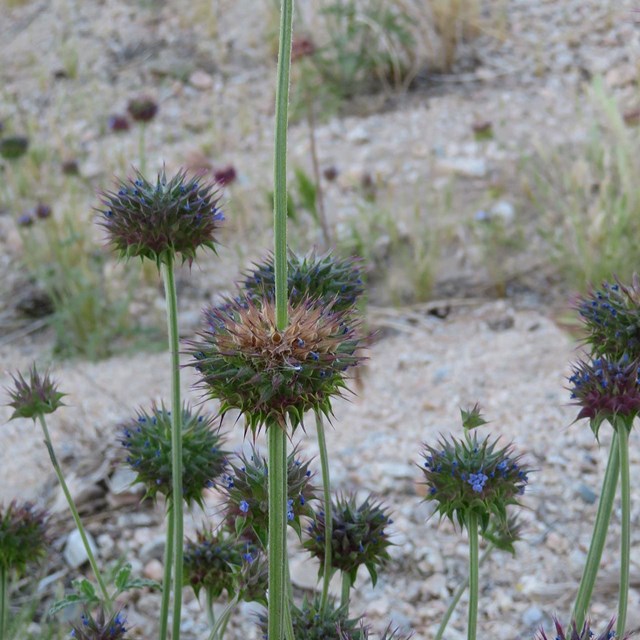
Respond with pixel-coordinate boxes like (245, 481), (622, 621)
(48, 594), (87, 616)
(122, 577), (161, 592)
(114, 563), (132, 592)
(293, 167), (318, 222)
(74, 578), (98, 602)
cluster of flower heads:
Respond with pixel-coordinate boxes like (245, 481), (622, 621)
(98, 169), (223, 267)
(189, 297), (362, 433)
(220, 445), (316, 543)
(304, 494), (392, 586)
(120, 403), (227, 507)
(339, 624), (414, 640)
(6, 364), (65, 421)
(70, 609), (128, 640)
(0, 500), (48, 576)
(420, 413), (530, 531)
(535, 618), (622, 640)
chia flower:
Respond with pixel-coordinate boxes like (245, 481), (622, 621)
(535, 618), (626, 640)
(120, 403), (227, 508)
(213, 165), (237, 186)
(260, 596), (362, 640)
(420, 426), (530, 532)
(69, 609), (129, 639)
(480, 512), (523, 556)
(339, 623), (413, 640)
(291, 36), (316, 61)
(35, 203), (52, 220)
(6, 364), (66, 421)
(107, 114), (130, 132)
(188, 295), (362, 434)
(243, 251), (364, 313)
(237, 548), (268, 605)
(17, 212), (34, 227)
(126, 96), (158, 123)
(221, 444), (316, 544)
(303, 494), (392, 586)
(98, 168), (224, 267)
(568, 354), (640, 437)
(0, 135), (29, 160)
(182, 528), (245, 599)
(0, 501), (48, 576)
(576, 276), (640, 359)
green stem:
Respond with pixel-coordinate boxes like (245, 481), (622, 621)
(268, 427), (287, 640)
(572, 432), (620, 630)
(207, 596), (238, 640)
(161, 256), (184, 640)
(206, 591), (216, 629)
(341, 572), (351, 612)
(0, 565), (7, 640)
(315, 411), (333, 613)
(467, 512), (479, 640)
(139, 124), (147, 176)
(617, 423), (631, 638)
(434, 545), (493, 640)
(158, 501), (174, 640)
(284, 555), (295, 640)
(37, 414), (111, 609)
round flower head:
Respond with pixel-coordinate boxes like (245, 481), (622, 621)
(420, 413), (530, 531)
(70, 609), (128, 639)
(237, 547), (268, 605)
(183, 528), (247, 599)
(0, 135), (29, 160)
(6, 364), (66, 421)
(304, 494), (392, 586)
(120, 403), (227, 507)
(340, 623), (413, 640)
(576, 276), (640, 359)
(260, 595), (362, 640)
(243, 251), (364, 313)
(98, 168), (224, 267)
(480, 512), (523, 556)
(189, 295), (362, 434)
(126, 96), (158, 123)
(221, 444), (316, 544)
(535, 618), (624, 640)
(569, 354), (640, 437)
(0, 501), (48, 576)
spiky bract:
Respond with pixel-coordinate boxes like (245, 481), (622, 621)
(189, 296), (362, 434)
(577, 276), (640, 359)
(237, 548), (268, 605)
(221, 445), (316, 543)
(339, 623), (414, 640)
(569, 354), (640, 437)
(420, 431), (530, 532)
(70, 609), (128, 639)
(98, 169), (223, 267)
(304, 494), (392, 586)
(480, 513), (523, 556)
(0, 501), (48, 576)
(6, 364), (65, 421)
(243, 251), (364, 313)
(120, 403), (227, 507)
(260, 596), (362, 640)
(535, 618), (622, 640)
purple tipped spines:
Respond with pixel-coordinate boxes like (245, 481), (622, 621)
(6, 364), (66, 421)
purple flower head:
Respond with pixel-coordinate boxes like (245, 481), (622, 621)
(6, 363), (66, 421)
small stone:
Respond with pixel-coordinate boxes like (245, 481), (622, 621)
(490, 200), (515, 223)
(143, 559), (164, 582)
(522, 605), (545, 627)
(140, 534), (166, 563)
(189, 70), (214, 91)
(576, 483), (597, 504)
(421, 573), (448, 599)
(64, 529), (98, 569)
(605, 63), (638, 89)
(108, 467), (139, 494)
(346, 124), (370, 144)
(435, 156), (488, 179)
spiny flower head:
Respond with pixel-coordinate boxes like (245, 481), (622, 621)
(480, 512), (523, 556)
(339, 623), (414, 640)
(569, 354), (640, 437)
(98, 169), (223, 267)
(535, 618), (625, 640)
(120, 403), (227, 507)
(0, 501), (48, 576)
(420, 419), (530, 532)
(69, 609), (128, 639)
(243, 251), (364, 313)
(126, 96), (157, 123)
(221, 444), (316, 544)
(189, 296), (362, 434)
(0, 135), (29, 160)
(260, 596), (362, 640)
(183, 527), (251, 599)
(303, 494), (392, 586)
(576, 276), (640, 359)
(6, 364), (66, 421)
(237, 547), (268, 605)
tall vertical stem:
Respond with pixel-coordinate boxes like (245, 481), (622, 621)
(572, 432), (620, 630)
(617, 423), (631, 638)
(37, 414), (111, 609)
(467, 512), (479, 640)
(315, 411), (333, 613)
(269, 1), (294, 639)
(158, 501), (174, 640)
(0, 565), (8, 640)
(161, 256), (184, 640)
(341, 572), (351, 611)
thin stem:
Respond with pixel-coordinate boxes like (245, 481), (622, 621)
(37, 414), (111, 609)
(434, 545), (494, 640)
(0, 565), (7, 640)
(161, 256), (184, 640)
(158, 501), (174, 640)
(207, 596), (238, 640)
(139, 125), (147, 175)
(341, 572), (351, 612)
(315, 411), (333, 613)
(467, 512), (479, 640)
(206, 590), (216, 629)
(617, 423), (631, 638)
(572, 432), (620, 630)
(284, 554), (295, 640)
(268, 427), (287, 640)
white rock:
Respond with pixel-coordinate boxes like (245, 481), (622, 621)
(346, 124), (370, 144)
(64, 529), (98, 569)
(189, 70), (214, 90)
(490, 200), (515, 223)
(143, 559), (164, 582)
(435, 157), (488, 179)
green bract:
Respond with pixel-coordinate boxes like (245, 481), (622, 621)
(98, 169), (223, 267)
(189, 296), (362, 434)
(0, 501), (48, 576)
(120, 403), (227, 507)
(303, 494), (392, 586)
(6, 364), (65, 421)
